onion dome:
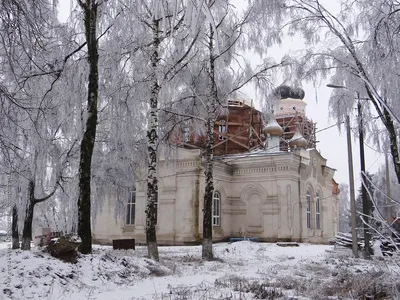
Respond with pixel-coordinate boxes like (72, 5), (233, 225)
(289, 129), (308, 149)
(263, 118), (284, 137)
(274, 85), (305, 100)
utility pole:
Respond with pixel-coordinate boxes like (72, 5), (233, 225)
(358, 100), (371, 259)
(385, 153), (392, 222)
(346, 115), (359, 258)
(326, 84), (359, 257)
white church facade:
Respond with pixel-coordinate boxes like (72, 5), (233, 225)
(93, 87), (340, 245)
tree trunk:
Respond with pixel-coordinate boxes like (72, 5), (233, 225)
(21, 202), (35, 250)
(202, 117), (215, 260)
(21, 181), (36, 250)
(12, 204), (19, 249)
(146, 19), (160, 261)
(383, 107), (400, 184)
(77, 0), (99, 254)
(202, 24), (217, 261)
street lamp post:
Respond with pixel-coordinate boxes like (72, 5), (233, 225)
(327, 84), (358, 258)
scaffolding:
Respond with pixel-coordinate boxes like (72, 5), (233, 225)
(276, 114), (316, 152)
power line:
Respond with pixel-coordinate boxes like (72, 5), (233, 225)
(363, 142), (383, 154)
(354, 153), (382, 183)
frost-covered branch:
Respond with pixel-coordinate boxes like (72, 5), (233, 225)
(286, 0), (400, 183)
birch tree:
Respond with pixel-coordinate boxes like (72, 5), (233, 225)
(0, 0), (79, 250)
(119, 0), (202, 261)
(146, 15), (162, 262)
(167, 0), (286, 260)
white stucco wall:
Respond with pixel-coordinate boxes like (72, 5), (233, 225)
(93, 147), (339, 245)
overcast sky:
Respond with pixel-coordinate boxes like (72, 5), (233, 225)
(57, 1), (385, 189)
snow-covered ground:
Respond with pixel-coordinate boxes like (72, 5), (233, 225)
(1, 241), (399, 299)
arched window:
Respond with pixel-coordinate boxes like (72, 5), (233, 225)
(306, 190), (311, 229)
(316, 192), (321, 229)
(213, 191), (221, 226)
(126, 188), (136, 225)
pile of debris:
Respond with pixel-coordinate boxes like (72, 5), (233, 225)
(330, 232), (400, 256)
(379, 238), (400, 256)
(330, 232), (363, 249)
(46, 236), (81, 263)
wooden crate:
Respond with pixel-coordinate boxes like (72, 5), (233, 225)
(112, 239), (135, 250)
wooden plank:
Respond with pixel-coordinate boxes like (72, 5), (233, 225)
(229, 138), (250, 150)
(212, 128), (248, 149)
(226, 122), (244, 126)
(251, 125), (263, 145)
(181, 142), (201, 149)
(276, 242), (299, 247)
(230, 135), (249, 141)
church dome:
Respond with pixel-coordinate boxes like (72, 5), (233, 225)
(263, 118), (284, 137)
(289, 129), (308, 149)
(274, 85), (305, 100)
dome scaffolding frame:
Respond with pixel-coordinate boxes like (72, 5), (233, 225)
(276, 114), (317, 152)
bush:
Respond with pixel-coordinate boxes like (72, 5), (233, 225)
(46, 236), (80, 263)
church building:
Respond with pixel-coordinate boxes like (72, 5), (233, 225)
(93, 87), (340, 245)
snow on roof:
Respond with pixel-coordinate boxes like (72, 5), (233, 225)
(216, 147), (289, 162)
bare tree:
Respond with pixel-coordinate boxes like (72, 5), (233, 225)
(110, 0), (201, 261)
(20, 141), (76, 250)
(164, 0), (286, 260)
(76, 0), (100, 254)
(286, 0), (400, 183)
(0, 0), (79, 250)
(338, 183), (351, 233)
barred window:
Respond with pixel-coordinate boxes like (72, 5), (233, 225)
(213, 191), (221, 226)
(126, 189), (136, 225)
(306, 190), (311, 229)
(184, 126), (190, 143)
(218, 122), (227, 141)
(316, 192), (321, 229)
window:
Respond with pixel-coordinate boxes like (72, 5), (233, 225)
(126, 188), (136, 225)
(218, 122), (227, 141)
(155, 198), (158, 225)
(213, 191), (221, 226)
(306, 190), (311, 229)
(184, 126), (190, 143)
(316, 192), (321, 229)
